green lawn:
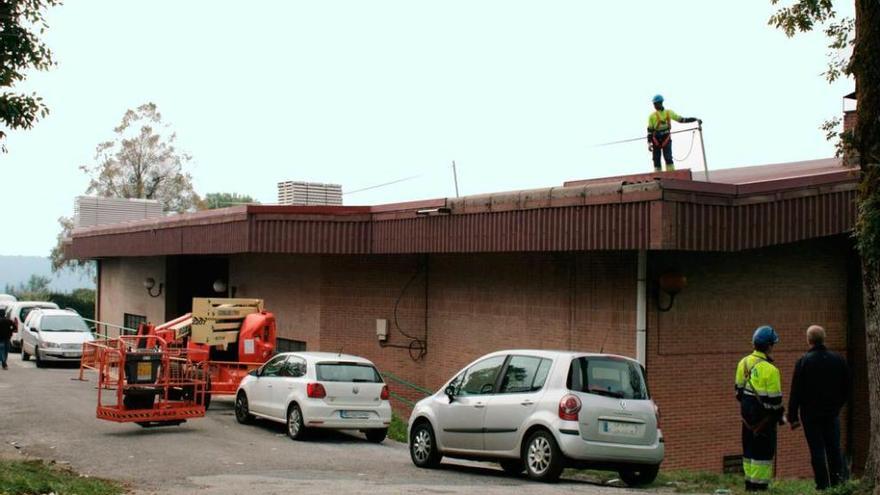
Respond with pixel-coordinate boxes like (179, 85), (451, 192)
(569, 468), (865, 495)
(0, 459), (124, 495)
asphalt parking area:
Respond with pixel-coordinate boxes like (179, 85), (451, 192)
(0, 353), (641, 494)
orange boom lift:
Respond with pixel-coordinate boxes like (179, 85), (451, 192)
(84, 298), (276, 427)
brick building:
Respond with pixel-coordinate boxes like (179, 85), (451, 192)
(67, 158), (866, 477)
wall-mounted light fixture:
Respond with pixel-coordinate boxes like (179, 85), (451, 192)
(143, 277), (163, 298)
(213, 278), (237, 298)
(416, 207), (452, 216)
(657, 272), (687, 312)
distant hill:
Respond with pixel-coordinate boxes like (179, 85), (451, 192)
(0, 256), (95, 293)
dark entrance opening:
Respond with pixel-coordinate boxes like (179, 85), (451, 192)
(165, 256), (230, 321)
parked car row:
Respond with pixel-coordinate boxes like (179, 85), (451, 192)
(1, 293), (95, 367)
(3, 294), (664, 485)
(233, 349), (664, 485)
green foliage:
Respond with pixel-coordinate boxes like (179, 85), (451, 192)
(50, 288), (96, 320)
(4, 274), (51, 300)
(79, 103), (200, 213)
(387, 413), (408, 443)
(0, 459), (123, 495)
(0, 0), (62, 152)
(768, 1), (853, 82)
(53, 103), (201, 271)
(3, 274), (95, 319)
(202, 192), (258, 209)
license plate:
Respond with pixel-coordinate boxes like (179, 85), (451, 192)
(137, 362), (153, 381)
(602, 421), (639, 436)
(63, 352), (79, 358)
(340, 410), (370, 419)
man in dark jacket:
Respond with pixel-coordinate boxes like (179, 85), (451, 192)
(787, 325), (849, 490)
(0, 312), (14, 369)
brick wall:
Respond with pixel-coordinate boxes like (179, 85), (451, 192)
(229, 254), (322, 350)
(99, 238), (865, 476)
(648, 238), (851, 477)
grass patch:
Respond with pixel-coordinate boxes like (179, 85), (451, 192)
(387, 414), (408, 443)
(569, 468), (865, 495)
(0, 459), (124, 495)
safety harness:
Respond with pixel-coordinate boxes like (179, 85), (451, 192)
(651, 110), (672, 148)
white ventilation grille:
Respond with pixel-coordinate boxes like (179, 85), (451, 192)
(277, 181), (343, 206)
(74, 196), (164, 228)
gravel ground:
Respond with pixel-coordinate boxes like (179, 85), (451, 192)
(0, 353), (644, 494)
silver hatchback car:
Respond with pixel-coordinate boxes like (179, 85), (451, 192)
(407, 350), (664, 484)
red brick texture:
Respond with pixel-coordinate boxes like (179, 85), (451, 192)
(216, 236), (865, 475)
(648, 238), (853, 477)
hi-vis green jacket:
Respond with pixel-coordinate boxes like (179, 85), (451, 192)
(735, 351), (784, 416)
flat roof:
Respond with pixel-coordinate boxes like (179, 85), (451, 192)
(67, 158), (858, 258)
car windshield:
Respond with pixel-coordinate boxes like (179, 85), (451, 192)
(567, 357), (648, 400)
(20, 305), (56, 321)
(40, 315), (90, 332)
(316, 362), (382, 383)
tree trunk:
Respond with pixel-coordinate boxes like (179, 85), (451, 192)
(854, 0), (880, 492)
(864, 269), (880, 494)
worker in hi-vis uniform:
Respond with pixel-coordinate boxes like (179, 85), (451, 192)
(735, 326), (786, 491)
(647, 94), (700, 172)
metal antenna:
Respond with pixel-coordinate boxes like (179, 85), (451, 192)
(452, 161), (460, 198)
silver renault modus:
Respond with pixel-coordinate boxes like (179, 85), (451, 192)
(407, 350), (664, 485)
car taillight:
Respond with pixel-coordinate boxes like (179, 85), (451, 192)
(307, 383), (326, 399)
(558, 394), (582, 421)
(380, 385), (390, 400)
(653, 403), (661, 428)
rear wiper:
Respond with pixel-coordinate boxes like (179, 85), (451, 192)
(588, 388), (625, 399)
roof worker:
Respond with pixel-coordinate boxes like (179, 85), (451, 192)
(647, 95), (701, 172)
(735, 325), (786, 492)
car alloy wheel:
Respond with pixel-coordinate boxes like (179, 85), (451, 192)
(522, 430), (563, 482)
(412, 428), (432, 463)
(287, 404), (306, 440)
(409, 422), (442, 468)
(527, 435), (552, 475)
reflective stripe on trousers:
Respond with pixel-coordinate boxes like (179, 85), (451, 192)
(743, 458), (773, 485)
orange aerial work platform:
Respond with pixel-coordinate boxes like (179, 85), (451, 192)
(81, 298), (277, 427)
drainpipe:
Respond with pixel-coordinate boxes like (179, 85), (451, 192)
(636, 250), (647, 365)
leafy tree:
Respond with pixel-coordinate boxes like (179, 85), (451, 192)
(80, 102), (200, 212)
(51, 103), (201, 271)
(202, 192), (258, 209)
(0, 0), (61, 152)
(4, 274), (51, 300)
(768, 0), (880, 488)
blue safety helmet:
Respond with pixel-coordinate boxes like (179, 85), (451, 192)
(652, 94), (664, 104)
(752, 325), (780, 346)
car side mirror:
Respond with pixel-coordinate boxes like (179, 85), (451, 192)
(251, 369), (260, 377)
(445, 385), (456, 402)
(29, 327), (38, 333)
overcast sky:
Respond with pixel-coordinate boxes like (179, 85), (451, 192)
(1, 1), (854, 256)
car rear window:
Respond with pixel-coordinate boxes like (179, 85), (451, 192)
(316, 362), (382, 383)
(20, 305), (57, 322)
(567, 357), (648, 400)
(41, 315), (90, 332)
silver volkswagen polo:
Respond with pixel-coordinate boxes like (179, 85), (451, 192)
(407, 350), (664, 484)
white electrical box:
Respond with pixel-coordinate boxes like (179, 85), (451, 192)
(376, 319), (389, 341)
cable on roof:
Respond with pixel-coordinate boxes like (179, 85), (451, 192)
(673, 130), (698, 162)
(591, 126), (701, 148)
